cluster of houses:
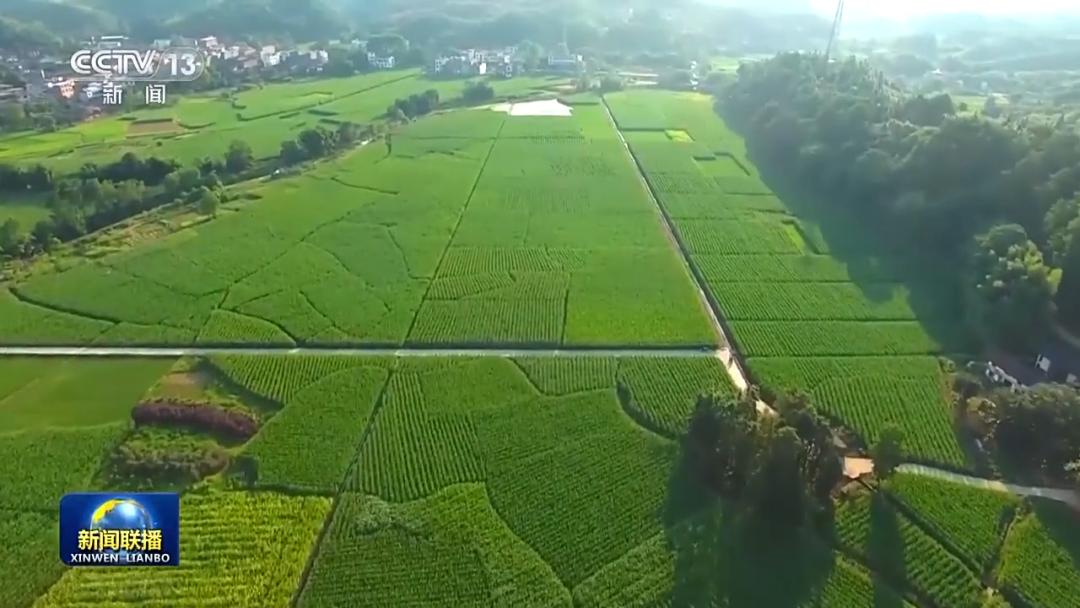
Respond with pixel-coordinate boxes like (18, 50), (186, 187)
(430, 48), (585, 79)
(981, 338), (1080, 392)
(0, 36), (588, 111)
(149, 36), (332, 75)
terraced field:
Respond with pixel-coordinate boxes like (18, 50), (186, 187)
(605, 89), (970, 468)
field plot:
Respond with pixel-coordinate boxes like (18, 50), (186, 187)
(4, 99), (712, 347)
(998, 500), (1080, 608)
(607, 90), (968, 467)
(408, 103), (715, 346)
(834, 492), (983, 608)
(884, 473), (1018, 571)
(0, 510), (64, 608)
(35, 491), (330, 607)
(750, 356), (965, 466)
(298, 485), (569, 607)
(0, 423), (127, 511)
(0, 357), (171, 431)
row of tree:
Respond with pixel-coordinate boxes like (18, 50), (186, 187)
(387, 89), (440, 122)
(280, 121), (372, 166)
(0, 143), (256, 258)
(723, 53), (1080, 351)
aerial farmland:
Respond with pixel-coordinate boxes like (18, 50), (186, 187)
(2, 39), (1078, 608)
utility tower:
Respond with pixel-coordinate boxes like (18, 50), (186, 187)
(824, 0), (846, 63)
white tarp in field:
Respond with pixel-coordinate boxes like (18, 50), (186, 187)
(490, 98), (573, 117)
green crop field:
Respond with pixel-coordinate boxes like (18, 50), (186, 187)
(35, 491), (331, 607)
(834, 491), (983, 608)
(0, 71), (567, 174)
(998, 500), (1080, 608)
(0, 357), (172, 431)
(2, 100), (712, 347)
(3, 354), (1077, 606)
(605, 89), (969, 468)
(885, 473), (1018, 571)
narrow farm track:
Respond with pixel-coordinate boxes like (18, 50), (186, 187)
(896, 463), (1080, 509)
(599, 96), (770, 414)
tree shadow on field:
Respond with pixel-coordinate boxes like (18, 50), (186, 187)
(663, 445), (835, 608)
(750, 150), (977, 360)
(866, 493), (906, 608)
(1031, 498), (1080, 572)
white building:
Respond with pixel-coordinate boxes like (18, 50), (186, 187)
(151, 39), (172, 50)
(367, 53), (396, 70)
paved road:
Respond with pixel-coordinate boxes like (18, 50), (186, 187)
(897, 463), (1080, 509)
(0, 346), (725, 359)
(844, 458), (1080, 508)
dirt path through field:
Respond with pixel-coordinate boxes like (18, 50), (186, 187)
(599, 96), (771, 415)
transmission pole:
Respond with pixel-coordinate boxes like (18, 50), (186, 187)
(824, 0), (846, 63)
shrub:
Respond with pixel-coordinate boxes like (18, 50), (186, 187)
(132, 400), (258, 442)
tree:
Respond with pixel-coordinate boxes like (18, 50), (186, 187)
(280, 140), (306, 165)
(687, 394), (761, 496)
(970, 224), (1054, 350)
(463, 81), (495, 105)
(177, 168), (202, 192)
(871, 425), (905, 479)
(749, 427), (807, 527)
(992, 384), (1080, 479)
(336, 122), (359, 147)
(298, 128), (335, 159)
(0, 219), (19, 255)
(197, 187), (219, 217)
(1056, 221), (1080, 331)
(224, 140), (254, 174)
(366, 33), (408, 58)
(163, 172), (181, 197)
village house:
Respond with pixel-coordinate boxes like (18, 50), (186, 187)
(367, 53), (396, 70)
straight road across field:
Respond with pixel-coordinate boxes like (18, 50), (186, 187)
(0, 346), (724, 359)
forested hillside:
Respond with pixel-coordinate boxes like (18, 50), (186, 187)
(723, 53), (1080, 350)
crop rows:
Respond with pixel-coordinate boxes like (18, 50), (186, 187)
(998, 500), (1080, 608)
(0, 510), (64, 608)
(514, 357), (618, 395)
(714, 282), (919, 321)
(660, 192), (789, 219)
(0, 423), (126, 511)
(352, 373), (484, 501)
(750, 357), (966, 466)
(409, 299), (564, 345)
(834, 492), (983, 608)
(478, 389), (682, 586)
(196, 310), (295, 345)
(732, 321), (945, 356)
(210, 354), (378, 404)
(617, 357), (737, 436)
(679, 219), (804, 254)
(884, 473), (1018, 570)
(298, 485), (569, 607)
(243, 366), (389, 491)
(35, 491), (331, 607)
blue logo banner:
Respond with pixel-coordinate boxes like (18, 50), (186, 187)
(59, 493), (180, 567)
